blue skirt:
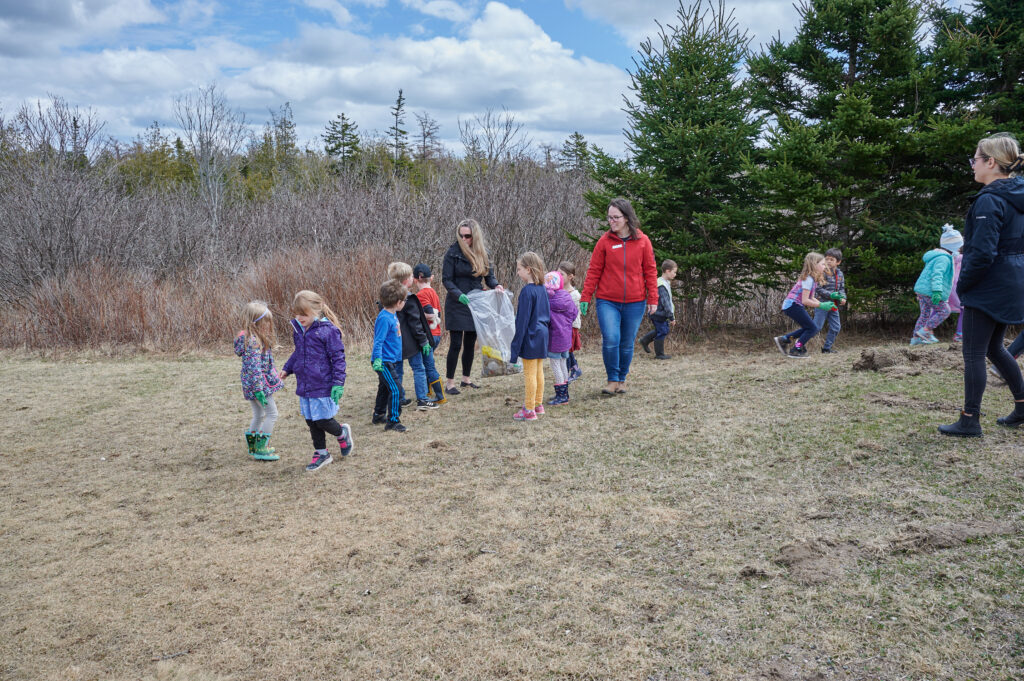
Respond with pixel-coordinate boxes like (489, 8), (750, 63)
(299, 396), (338, 421)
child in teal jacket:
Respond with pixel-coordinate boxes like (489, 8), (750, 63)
(911, 225), (964, 344)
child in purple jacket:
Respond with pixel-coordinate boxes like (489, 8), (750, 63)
(234, 301), (283, 461)
(545, 271), (578, 405)
(280, 290), (352, 472)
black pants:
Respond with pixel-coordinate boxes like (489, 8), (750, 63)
(306, 417), (342, 450)
(374, 361), (402, 422)
(961, 306), (1024, 414)
(446, 330), (477, 380)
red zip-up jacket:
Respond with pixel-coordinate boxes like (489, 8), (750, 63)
(580, 229), (659, 305)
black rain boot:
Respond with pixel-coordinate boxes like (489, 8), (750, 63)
(639, 331), (655, 353)
(996, 401), (1024, 428)
(938, 411), (982, 438)
(654, 338), (672, 360)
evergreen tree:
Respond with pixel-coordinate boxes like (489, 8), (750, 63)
(323, 112), (360, 167)
(746, 0), (942, 312)
(558, 132), (591, 172)
(388, 89), (409, 165)
(585, 0), (763, 327)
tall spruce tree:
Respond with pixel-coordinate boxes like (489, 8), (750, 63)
(585, 0), (762, 328)
(323, 112), (360, 167)
(388, 89), (409, 165)
(746, 0), (945, 313)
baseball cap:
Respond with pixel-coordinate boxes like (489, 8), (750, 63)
(413, 263), (432, 278)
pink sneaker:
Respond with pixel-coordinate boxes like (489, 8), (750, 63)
(534, 404), (545, 416)
(513, 407), (537, 421)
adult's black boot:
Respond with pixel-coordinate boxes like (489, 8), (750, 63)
(938, 411), (982, 438)
(639, 331), (655, 353)
(996, 401), (1024, 428)
(654, 338), (672, 360)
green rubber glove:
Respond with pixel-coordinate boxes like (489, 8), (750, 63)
(254, 390), (267, 407)
(458, 294), (469, 305)
(331, 385), (344, 404)
(830, 291), (843, 301)
(372, 358), (383, 372)
(931, 291), (943, 305)
(818, 301), (835, 312)
(580, 301), (589, 316)
(422, 343), (431, 357)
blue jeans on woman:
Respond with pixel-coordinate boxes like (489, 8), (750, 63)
(596, 298), (647, 382)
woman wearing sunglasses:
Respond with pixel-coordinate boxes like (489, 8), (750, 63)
(940, 133), (1024, 437)
(441, 218), (504, 393)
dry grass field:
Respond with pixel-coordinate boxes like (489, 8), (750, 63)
(1, 340), (1021, 680)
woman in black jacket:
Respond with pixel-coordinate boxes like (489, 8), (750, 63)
(940, 133), (1024, 437)
(441, 219), (503, 393)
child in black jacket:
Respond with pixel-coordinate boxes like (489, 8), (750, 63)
(639, 259), (677, 360)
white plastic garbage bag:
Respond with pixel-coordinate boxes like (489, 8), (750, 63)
(466, 289), (522, 377)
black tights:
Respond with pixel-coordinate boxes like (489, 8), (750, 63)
(961, 307), (1024, 415)
(446, 330), (477, 380)
(306, 417), (342, 450)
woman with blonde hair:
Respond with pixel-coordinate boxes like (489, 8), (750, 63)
(940, 133), (1024, 437)
(441, 218), (504, 393)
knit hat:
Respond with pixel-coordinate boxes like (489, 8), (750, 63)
(940, 223), (964, 253)
(544, 271), (564, 291)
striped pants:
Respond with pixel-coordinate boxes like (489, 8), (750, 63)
(374, 361), (402, 423)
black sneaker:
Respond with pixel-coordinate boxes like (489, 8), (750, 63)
(371, 412), (387, 425)
(773, 335), (791, 357)
(336, 423), (353, 456)
(400, 398), (413, 407)
(305, 451), (333, 472)
(787, 346), (808, 359)
(416, 398), (439, 410)
(821, 347), (834, 354)
(384, 420), (407, 432)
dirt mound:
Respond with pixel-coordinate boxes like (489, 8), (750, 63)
(775, 538), (862, 584)
(889, 521), (1015, 553)
(852, 345), (962, 375)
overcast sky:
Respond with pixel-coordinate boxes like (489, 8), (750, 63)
(0, 0), (814, 156)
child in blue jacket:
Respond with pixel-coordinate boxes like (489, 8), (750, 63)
(280, 290), (352, 472)
(911, 226), (963, 345)
(510, 252), (550, 421)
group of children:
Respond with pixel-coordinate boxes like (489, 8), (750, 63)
(233, 254), (596, 471)
(774, 226), (967, 359)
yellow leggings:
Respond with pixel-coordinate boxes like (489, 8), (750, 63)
(522, 358), (544, 410)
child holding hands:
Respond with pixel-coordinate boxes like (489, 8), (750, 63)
(234, 301), (284, 461)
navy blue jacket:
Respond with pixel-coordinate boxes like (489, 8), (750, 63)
(442, 243), (499, 332)
(282, 318), (347, 398)
(510, 283), (550, 364)
(957, 177), (1024, 324)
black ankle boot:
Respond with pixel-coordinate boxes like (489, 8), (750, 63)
(640, 331), (654, 353)
(938, 411), (983, 438)
(654, 338), (672, 360)
(996, 401), (1024, 428)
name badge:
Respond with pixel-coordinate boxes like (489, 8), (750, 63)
(611, 244), (623, 250)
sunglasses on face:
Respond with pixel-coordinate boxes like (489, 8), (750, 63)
(460, 233), (473, 239)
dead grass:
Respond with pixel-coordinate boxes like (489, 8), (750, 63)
(0, 341), (1021, 680)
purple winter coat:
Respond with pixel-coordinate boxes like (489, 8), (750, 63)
(282, 318), (347, 398)
(547, 287), (577, 353)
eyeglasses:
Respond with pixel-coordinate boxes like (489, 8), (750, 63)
(607, 214), (625, 222)
(460, 233), (473, 240)
(969, 155), (989, 168)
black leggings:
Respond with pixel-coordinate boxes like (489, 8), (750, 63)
(446, 330), (477, 380)
(961, 307), (1024, 414)
(306, 417), (342, 450)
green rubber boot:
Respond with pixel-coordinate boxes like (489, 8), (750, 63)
(252, 433), (280, 461)
(245, 432), (257, 457)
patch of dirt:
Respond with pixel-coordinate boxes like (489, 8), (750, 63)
(739, 565), (770, 579)
(864, 392), (955, 412)
(889, 521), (1015, 553)
(852, 345), (962, 375)
(775, 539), (863, 584)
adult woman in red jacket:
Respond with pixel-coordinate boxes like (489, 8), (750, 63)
(580, 198), (658, 395)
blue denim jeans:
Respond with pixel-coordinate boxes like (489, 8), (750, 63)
(596, 298), (647, 382)
(782, 304), (819, 347)
(397, 350), (441, 401)
(812, 307), (841, 349)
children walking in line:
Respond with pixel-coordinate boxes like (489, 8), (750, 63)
(545, 270), (578, 406)
(639, 259), (677, 360)
(911, 226), (963, 345)
(774, 252), (832, 359)
(280, 290), (352, 472)
(234, 301), (284, 461)
(557, 261), (583, 382)
(372, 279), (408, 432)
(388, 261), (442, 410)
(813, 249), (847, 353)
(413, 263), (446, 402)
(509, 252), (550, 421)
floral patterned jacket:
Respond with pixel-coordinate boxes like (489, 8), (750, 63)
(234, 333), (284, 401)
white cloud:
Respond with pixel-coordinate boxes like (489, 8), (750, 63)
(301, 0), (355, 26)
(0, 0), (166, 55)
(400, 0), (475, 23)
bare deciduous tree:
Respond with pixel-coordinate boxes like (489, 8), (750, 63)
(458, 108), (531, 166)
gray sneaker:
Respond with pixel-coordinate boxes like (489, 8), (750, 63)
(305, 451), (333, 472)
(336, 424), (353, 457)
(774, 335), (791, 356)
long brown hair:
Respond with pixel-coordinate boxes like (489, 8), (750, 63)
(456, 218), (490, 277)
(241, 300), (276, 350)
(517, 251), (545, 286)
(291, 290), (342, 329)
(799, 252), (826, 285)
(608, 197), (640, 239)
